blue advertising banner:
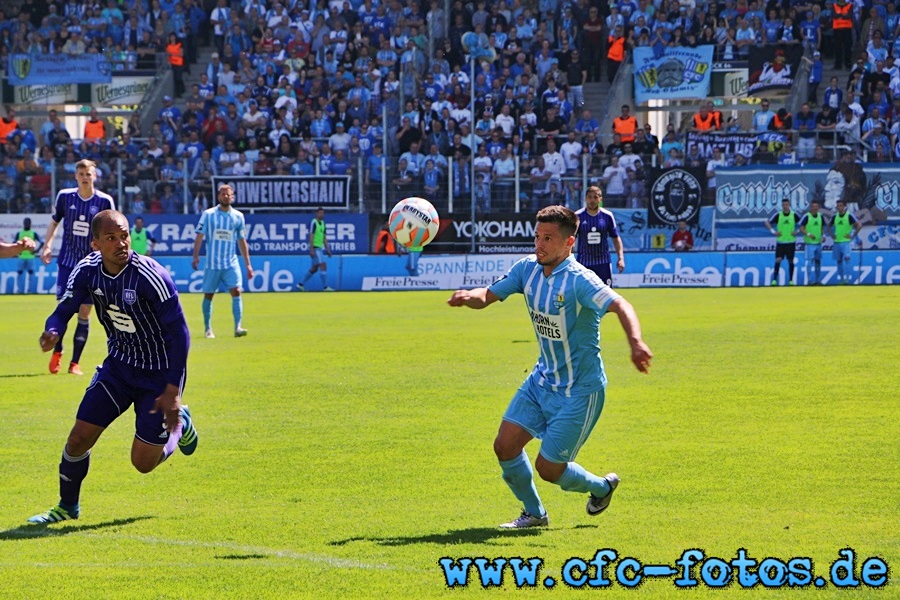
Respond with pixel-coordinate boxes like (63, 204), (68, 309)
(8, 53), (112, 86)
(633, 46), (713, 104)
(715, 164), (900, 222)
(126, 213), (369, 255)
(3, 249), (897, 294)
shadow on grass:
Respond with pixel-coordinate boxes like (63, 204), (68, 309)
(329, 527), (543, 547)
(216, 554), (268, 560)
(0, 516), (154, 540)
(0, 373), (50, 378)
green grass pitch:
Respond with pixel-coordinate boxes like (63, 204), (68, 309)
(0, 288), (896, 598)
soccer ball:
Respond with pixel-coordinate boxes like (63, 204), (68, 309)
(389, 197), (440, 248)
(674, 239), (686, 250)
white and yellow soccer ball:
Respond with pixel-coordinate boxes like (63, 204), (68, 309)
(389, 197), (440, 248)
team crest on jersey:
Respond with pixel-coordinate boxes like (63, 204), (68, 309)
(554, 294), (565, 308)
(123, 289), (137, 305)
(89, 206), (100, 216)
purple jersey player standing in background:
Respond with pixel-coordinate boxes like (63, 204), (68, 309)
(29, 210), (199, 524)
(40, 159), (116, 376)
(574, 186), (625, 286)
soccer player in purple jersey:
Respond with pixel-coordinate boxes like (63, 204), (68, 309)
(574, 186), (625, 286)
(40, 159), (116, 375)
(28, 210), (198, 524)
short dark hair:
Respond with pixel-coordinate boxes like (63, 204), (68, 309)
(536, 205), (578, 237)
(91, 209), (127, 238)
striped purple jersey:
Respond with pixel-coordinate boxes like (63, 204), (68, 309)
(574, 207), (620, 267)
(46, 251), (190, 386)
(51, 188), (116, 268)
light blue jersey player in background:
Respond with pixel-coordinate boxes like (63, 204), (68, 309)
(192, 183), (254, 338)
(448, 205), (653, 529)
(40, 159), (116, 375)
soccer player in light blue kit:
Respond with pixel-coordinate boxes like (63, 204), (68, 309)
(192, 183), (254, 338)
(448, 205), (653, 528)
(29, 210), (198, 523)
(40, 159), (116, 375)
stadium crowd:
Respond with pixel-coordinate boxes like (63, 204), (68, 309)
(0, 0), (898, 214)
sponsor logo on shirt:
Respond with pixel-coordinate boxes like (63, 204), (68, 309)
(530, 309), (563, 339)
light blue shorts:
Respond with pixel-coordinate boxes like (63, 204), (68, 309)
(805, 243), (822, 262)
(503, 374), (606, 464)
(202, 265), (242, 294)
(833, 241), (852, 263)
(312, 247), (326, 265)
(18, 257), (35, 273)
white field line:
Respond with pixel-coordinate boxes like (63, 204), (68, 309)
(1, 532), (421, 572)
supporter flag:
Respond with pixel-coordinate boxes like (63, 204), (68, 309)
(633, 46), (714, 104)
(647, 167), (706, 227)
(747, 46), (803, 96)
(8, 53), (112, 86)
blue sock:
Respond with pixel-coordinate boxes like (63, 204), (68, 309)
(499, 451), (545, 518)
(319, 271), (327, 287)
(202, 298), (212, 330)
(232, 295), (243, 329)
(59, 447), (91, 507)
(556, 462), (611, 498)
(302, 269), (314, 284)
(836, 260), (844, 282)
(71, 318), (89, 364)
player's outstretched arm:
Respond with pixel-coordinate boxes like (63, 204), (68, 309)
(447, 287), (500, 309)
(608, 297), (653, 374)
(0, 239), (33, 258)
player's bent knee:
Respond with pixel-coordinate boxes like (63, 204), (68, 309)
(131, 457), (158, 474)
(493, 436), (523, 461)
(66, 422), (103, 455)
(535, 456), (565, 483)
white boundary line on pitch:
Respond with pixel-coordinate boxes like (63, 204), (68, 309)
(91, 533), (414, 571)
(3, 531), (418, 572)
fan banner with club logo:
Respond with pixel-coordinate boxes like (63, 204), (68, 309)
(714, 164), (900, 221)
(648, 167), (706, 227)
(685, 132), (764, 159)
(8, 53), (113, 85)
(633, 46), (714, 104)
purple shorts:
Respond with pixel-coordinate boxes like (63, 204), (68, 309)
(586, 263), (614, 287)
(77, 357), (187, 446)
(57, 264), (94, 304)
